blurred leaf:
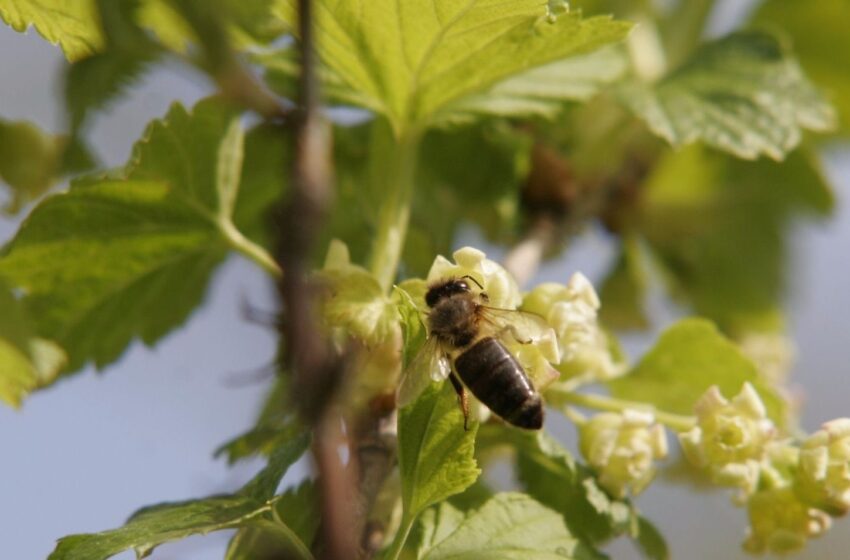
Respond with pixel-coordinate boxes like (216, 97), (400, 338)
(215, 378), (300, 464)
(239, 430), (310, 501)
(275, 1), (631, 133)
(0, 0), (103, 61)
(273, 480), (319, 549)
(0, 118), (66, 213)
(598, 237), (648, 330)
(607, 319), (787, 426)
(398, 383), (480, 527)
(634, 516), (669, 560)
(512, 430), (634, 548)
(65, 1), (163, 136)
(0, 281), (65, 407)
(317, 240), (399, 346)
(620, 31), (835, 160)
(753, 0), (850, 134)
(0, 100), (260, 373)
(415, 493), (577, 559)
(160, 0), (285, 53)
(49, 432), (308, 560)
(225, 519), (313, 560)
(638, 144), (832, 330)
(232, 122), (288, 248)
(405, 122), (532, 276)
(433, 47), (628, 126)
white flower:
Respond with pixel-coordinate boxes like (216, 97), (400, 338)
(743, 488), (831, 555)
(678, 383), (776, 501)
(427, 246), (521, 309)
(798, 418), (850, 513)
(579, 409), (668, 498)
(522, 273), (622, 383)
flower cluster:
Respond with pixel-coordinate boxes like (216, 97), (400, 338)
(678, 383), (850, 554)
(521, 273), (623, 384)
(679, 383), (776, 501)
(579, 409), (668, 498)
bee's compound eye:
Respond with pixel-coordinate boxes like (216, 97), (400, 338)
(458, 280), (469, 291)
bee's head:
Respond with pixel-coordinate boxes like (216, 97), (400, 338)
(425, 278), (473, 308)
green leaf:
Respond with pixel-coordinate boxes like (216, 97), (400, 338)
(215, 379), (300, 464)
(638, 144), (832, 331)
(598, 237), (648, 330)
(0, 180), (227, 372)
(0, 281), (65, 407)
(512, 430), (633, 548)
(620, 31), (835, 160)
(415, 493), (577, 559)
(49, 496), (274, 560)
(0, 0), (103, 61)
(275, 1), (631, 133)
(607, 318), (787, 425)
(225, 479), (317, 560)
(398, 382), (480, 525)
(49, 431), (308, 560)
(0, 118), (67, 213)
(126, 98), (241, 216)
(634, 516), (669, 560)
(239, 430), (310, 501)
(0, 99), (264, 373)
(753, 0), (850, 134)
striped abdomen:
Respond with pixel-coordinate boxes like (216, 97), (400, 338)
(454, 337), (543, 430)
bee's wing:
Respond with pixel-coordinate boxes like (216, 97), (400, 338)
(397, 336), (451, 408)
(479, 306), (553, 343)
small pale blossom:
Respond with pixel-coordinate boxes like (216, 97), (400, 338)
(522, 273), (622, 383)
(427, 246), (520, 309)
(679, 383), (776, 500)
(743, 488), (831, 555)
(579, 409), (668, 498)
(797, 418), (850, 514)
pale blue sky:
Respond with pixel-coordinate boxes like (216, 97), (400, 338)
(1, 17), (849, 560)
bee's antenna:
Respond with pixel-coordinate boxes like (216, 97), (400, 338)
(460, 274), (484, 290)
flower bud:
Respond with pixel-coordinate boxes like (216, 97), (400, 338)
(743, 488), (831, 555)
(797, 418), (850, 514)
(521, 273), (622, 383)
(579, 409), (668, 498)
(678, 383), (776, 499)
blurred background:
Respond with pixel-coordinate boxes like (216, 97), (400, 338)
(1, 4), (848, 559)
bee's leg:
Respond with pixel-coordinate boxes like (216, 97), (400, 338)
(448, 373), (470, 431)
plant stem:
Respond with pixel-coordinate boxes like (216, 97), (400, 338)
(219, 218), (282, 278)
(547, 387), (696, 432)
(369, 130), (421, 292)
(384, 515), (414, 560)
(661, 0), (714, 68)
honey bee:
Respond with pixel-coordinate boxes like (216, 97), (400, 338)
(397, 275), (551, 430)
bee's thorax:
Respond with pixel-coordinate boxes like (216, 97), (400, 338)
(427, 295), (480, 348)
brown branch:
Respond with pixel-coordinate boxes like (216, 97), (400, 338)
(273, 1), (355, 559)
